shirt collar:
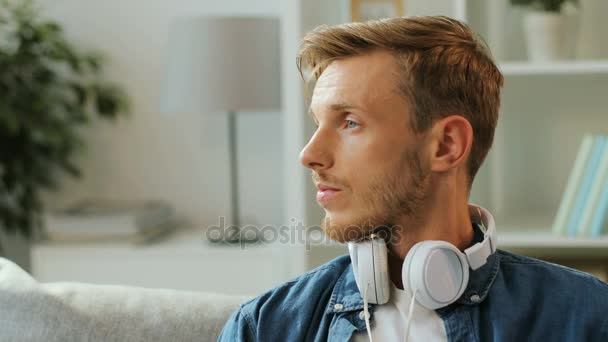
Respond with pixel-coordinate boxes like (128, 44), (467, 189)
(326, 215), (501, 315)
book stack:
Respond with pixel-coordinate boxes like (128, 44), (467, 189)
(553, 134), (608, 237)
(43, 199), (176, 244)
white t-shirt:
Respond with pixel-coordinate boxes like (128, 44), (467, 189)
(352, 283), (447, 342)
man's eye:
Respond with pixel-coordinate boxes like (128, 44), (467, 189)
(346, 120), (359, 129)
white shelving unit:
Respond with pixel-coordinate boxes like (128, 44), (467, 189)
(461, 0), (608, 257)
(282, 0), (608, 277)
(448, 2), (608, 257)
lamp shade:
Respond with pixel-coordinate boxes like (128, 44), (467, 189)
(160, 16), (281, 114)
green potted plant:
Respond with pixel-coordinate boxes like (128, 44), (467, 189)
(510, 0), (580, 61)
(0, 0), (129, 259)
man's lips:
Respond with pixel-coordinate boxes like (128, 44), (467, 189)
(316, 183), (341, 192)
(316, 183), (342, 203)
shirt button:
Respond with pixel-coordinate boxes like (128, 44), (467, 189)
(359, 311), (370, 320)
(470, 294), (481, 303)
(334, 303), (343, 310)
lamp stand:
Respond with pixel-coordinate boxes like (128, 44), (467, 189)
(228, 110), (240, 230)
(209, 111), (262, 244)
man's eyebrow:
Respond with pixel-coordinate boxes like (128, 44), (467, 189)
(308, 102), (362, 120)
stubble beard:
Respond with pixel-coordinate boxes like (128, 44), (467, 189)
(320, 149), (430, 243)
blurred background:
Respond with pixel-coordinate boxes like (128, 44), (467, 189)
(1, 0), (607, 296)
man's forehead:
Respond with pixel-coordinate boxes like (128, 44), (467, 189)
(311, 52), (402, 112)
(316, 51), (399, 86)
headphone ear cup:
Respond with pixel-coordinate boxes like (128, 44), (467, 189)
(402, 241), (469, 310)
(348, 238), (390, 305)
(402, 241), (424, 296)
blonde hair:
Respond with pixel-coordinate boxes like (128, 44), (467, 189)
(297, 16), (504, 187)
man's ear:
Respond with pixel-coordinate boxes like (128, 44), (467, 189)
(427, 115), (473, 173)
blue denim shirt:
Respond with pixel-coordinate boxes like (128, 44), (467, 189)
(219, 247), (608, 341)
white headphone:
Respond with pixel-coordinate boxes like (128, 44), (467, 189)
(348, 205), (497, 310)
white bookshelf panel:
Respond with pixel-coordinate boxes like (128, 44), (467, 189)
(500, 61), (608, 76)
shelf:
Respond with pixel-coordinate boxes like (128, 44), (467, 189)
(31, 227), (289, 294)
(307, 228), (608, 260)
(494, 214), (608, 257)
(33, 227), (284, 257)
(499, 60), (608, 76)
(497, 230), (608, 258)
(498, 230), (608, 249)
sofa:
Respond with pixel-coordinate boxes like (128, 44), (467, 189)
(0, 257), (249, 341)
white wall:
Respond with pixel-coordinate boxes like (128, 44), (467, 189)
(38, 0), (284, 229)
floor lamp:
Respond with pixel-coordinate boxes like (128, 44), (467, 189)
(160, 16), (281, 243)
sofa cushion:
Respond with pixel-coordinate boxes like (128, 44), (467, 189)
(0, 257), (248, 342)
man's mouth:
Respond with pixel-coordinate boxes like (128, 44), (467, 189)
(316, 183), (342, 203)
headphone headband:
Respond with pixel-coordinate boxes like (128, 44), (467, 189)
(464, 205), (497, 270)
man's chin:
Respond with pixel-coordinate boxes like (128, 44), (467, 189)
(321, 213), (379, 243)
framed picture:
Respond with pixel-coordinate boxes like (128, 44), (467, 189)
(350, 0), (404, 22)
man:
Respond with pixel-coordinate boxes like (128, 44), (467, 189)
(219, 16), (608, 341)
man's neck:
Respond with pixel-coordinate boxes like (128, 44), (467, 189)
(387, 195), (474, 290)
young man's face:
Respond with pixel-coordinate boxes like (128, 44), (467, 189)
(300, 49), (432, 242)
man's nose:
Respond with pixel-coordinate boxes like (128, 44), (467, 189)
(299, 130), (333, 171)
